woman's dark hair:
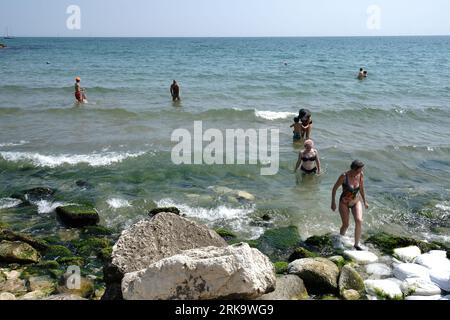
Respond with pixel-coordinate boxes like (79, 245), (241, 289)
(351, 160), (365, 170)
(294, 117), (299, 123)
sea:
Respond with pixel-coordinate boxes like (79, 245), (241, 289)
(1, 37), (449, 244)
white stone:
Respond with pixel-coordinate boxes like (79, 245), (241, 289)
(122, 243), (276, 300)
(429, 268), (450, 292)
(393, 246), (421, 263)
(400, 277), (442, 296)
(364, 279), (403, 300)
(20, 290), (48, 300)
(428, 250), (447, 259)
(405, 295), (443, 300)
(393, 263), (430, 281)
(415, 252), (450, 273)
(366, 263), (392, 277)
(0, 292), (16, 300)
(343, 250), (378, 264)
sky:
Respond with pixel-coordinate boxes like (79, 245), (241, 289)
(1, 0), (449, 37)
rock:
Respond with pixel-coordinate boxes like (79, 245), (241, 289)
(288, 247), (318, 262)
(393, 246), (421, 263)
(44, 294), (87, 300)
(338, 264), (365, 294)
(288, 257), (339, 294)
(122, 243), (276, 300)
(57, 273), (95, 298)
(256, 226), (301, 261)
(342, 289), (360, 300)
(112, 213), (227, 274)
(366, 263), (392, 277)
(0, 228), (49, 251)
(273, 261), (288, 274)
(44, 245), (73, 260)
(0, 292), (16, 300)
(235, 190), (255, 202)
(101, 282), (123, 300)
(56, 205), (99, 228)
(415, 252), (450, 272)
(343, 250), (378, 264)
(11, 187), (55, 203)
(75, 180), (93, 189)
(257, 275), (308, 300)
(429, 268), (450, 292)
(214, 228), (237, 242)
(20, 290), (49, 300)
(400, 277), (442, 296)
(447, 248), (450, 260)
(364, 279), (403, 300)
(393, 263), (430, 281)
(0, 277), (28, 295)
(148, 206), (180, 217)
(28, 275), (56, 295)
(0, 241), (40, 264)
(304, 233), (336, 256)
(405, 295), (443, 300)
(329, 256), (346, 269)
(366, 232), (445, 255)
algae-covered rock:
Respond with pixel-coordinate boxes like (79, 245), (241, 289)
(81, 225), (113, 236)
(57, 256), (84, 266)
(71, 237), (112, 260)
(329, 256), (346, 269)
(0, 228), (49, 251)
(393, 246), (421, 263)
(56, 205), (99, 228)
(366, 232), (446, 255)
(44, 245), (73, 260)
(0, 241), (40, 264)
(27, 275), (56, 295)
(304, 233), (337, 256)
(338, 264), (365, 294)
(256, 226), (301, 261)
(11, 187), (55, 203)
(288, 247), (318, 262)
(214, 228), (237, 241)
(148, 207), (180, 217)
(273, 261), (289, 274)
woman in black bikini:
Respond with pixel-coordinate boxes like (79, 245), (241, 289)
(294, 139), (321, 174)
(331, 160), (369, 250)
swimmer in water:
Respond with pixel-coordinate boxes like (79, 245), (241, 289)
(74, 77), (87, 103)
(294, 139), (321, 175)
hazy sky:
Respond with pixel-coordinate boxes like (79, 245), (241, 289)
(1, 0), (449, 37)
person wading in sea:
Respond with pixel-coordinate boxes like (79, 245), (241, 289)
(170, 80), (181, 101)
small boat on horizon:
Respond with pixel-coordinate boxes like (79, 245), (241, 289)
(4, 27), (15, 39)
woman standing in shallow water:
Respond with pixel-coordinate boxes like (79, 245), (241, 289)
(331, 160), (369, 250)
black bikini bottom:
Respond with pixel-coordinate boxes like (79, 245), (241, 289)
(301, 166), (317, 174)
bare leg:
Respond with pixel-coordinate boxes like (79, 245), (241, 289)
(305, 124), (312, 140)
(351, 201), (363, 246)
(339, 202), (350, 236)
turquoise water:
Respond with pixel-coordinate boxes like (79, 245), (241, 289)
(1, 37), (449, 243)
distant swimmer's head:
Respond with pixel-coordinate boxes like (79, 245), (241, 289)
(304, 139), (314, 150)
(173, 80), (177, 84)
(350, 159), (365, 172)
(294, 117), (299, 123)
(363, 71), (368, 76)
(75, 77), (81, 82)
(360, 67), (364, 72)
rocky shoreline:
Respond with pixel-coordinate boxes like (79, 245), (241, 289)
(1, 187), (449, 300)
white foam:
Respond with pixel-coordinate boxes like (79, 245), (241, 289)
(0, 198), (22, 209)
(107, 198), (131, 209)
(156, 198), (263, 239)
(0, 151), (145, 168)
(0, 140), (28, 147)
(435, 203), (450, 211)
(32, 200), (67, 214)
(254, 110), (296, 120)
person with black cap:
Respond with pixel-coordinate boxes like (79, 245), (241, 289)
(298, 108), (312, 140)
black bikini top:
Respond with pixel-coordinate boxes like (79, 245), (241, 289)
(301, 152), (316, 162)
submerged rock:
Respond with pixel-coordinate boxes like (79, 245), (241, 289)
(11, 187), (55, 203)
(288, 257), (339, 295)
(122, 243), (276, 300)
(56, 205), (99, 228)
(0, 241), (40, 264)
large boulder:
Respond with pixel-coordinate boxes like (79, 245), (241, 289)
(112, 213), (227, 274)
(0, 241), (40, 264)
(364, 279), (403, 300)
(257, 275), (308, 300)
(288, 257), (339, 294)
(393, 263), (430, 281)
(56, 205), (99, 228)
(393, 246), (421, 263)
(400, 277), (442, 296)
(256, 226), (301, 262)
(338, 264), (365, 294)
(122, 243), (276, 300)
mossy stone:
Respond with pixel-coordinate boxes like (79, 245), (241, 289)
(214, 228), (237, 241)
(81, 226), (113, 236)
(304, 233), (337, 256)
(0, 241), (40, 264)
(366, 232), (447, 255)
(0, 228), (49, 251)
(273, 261), (289, 274)
(72, 237), (112, 259)
(288, 247), (318, 262)
(58, 256), (84, 266)
(44, 245), (73, 259)
(56, 205), (99, 228)
(256, 226), (301, 261)
(148, 207), (180, 217)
